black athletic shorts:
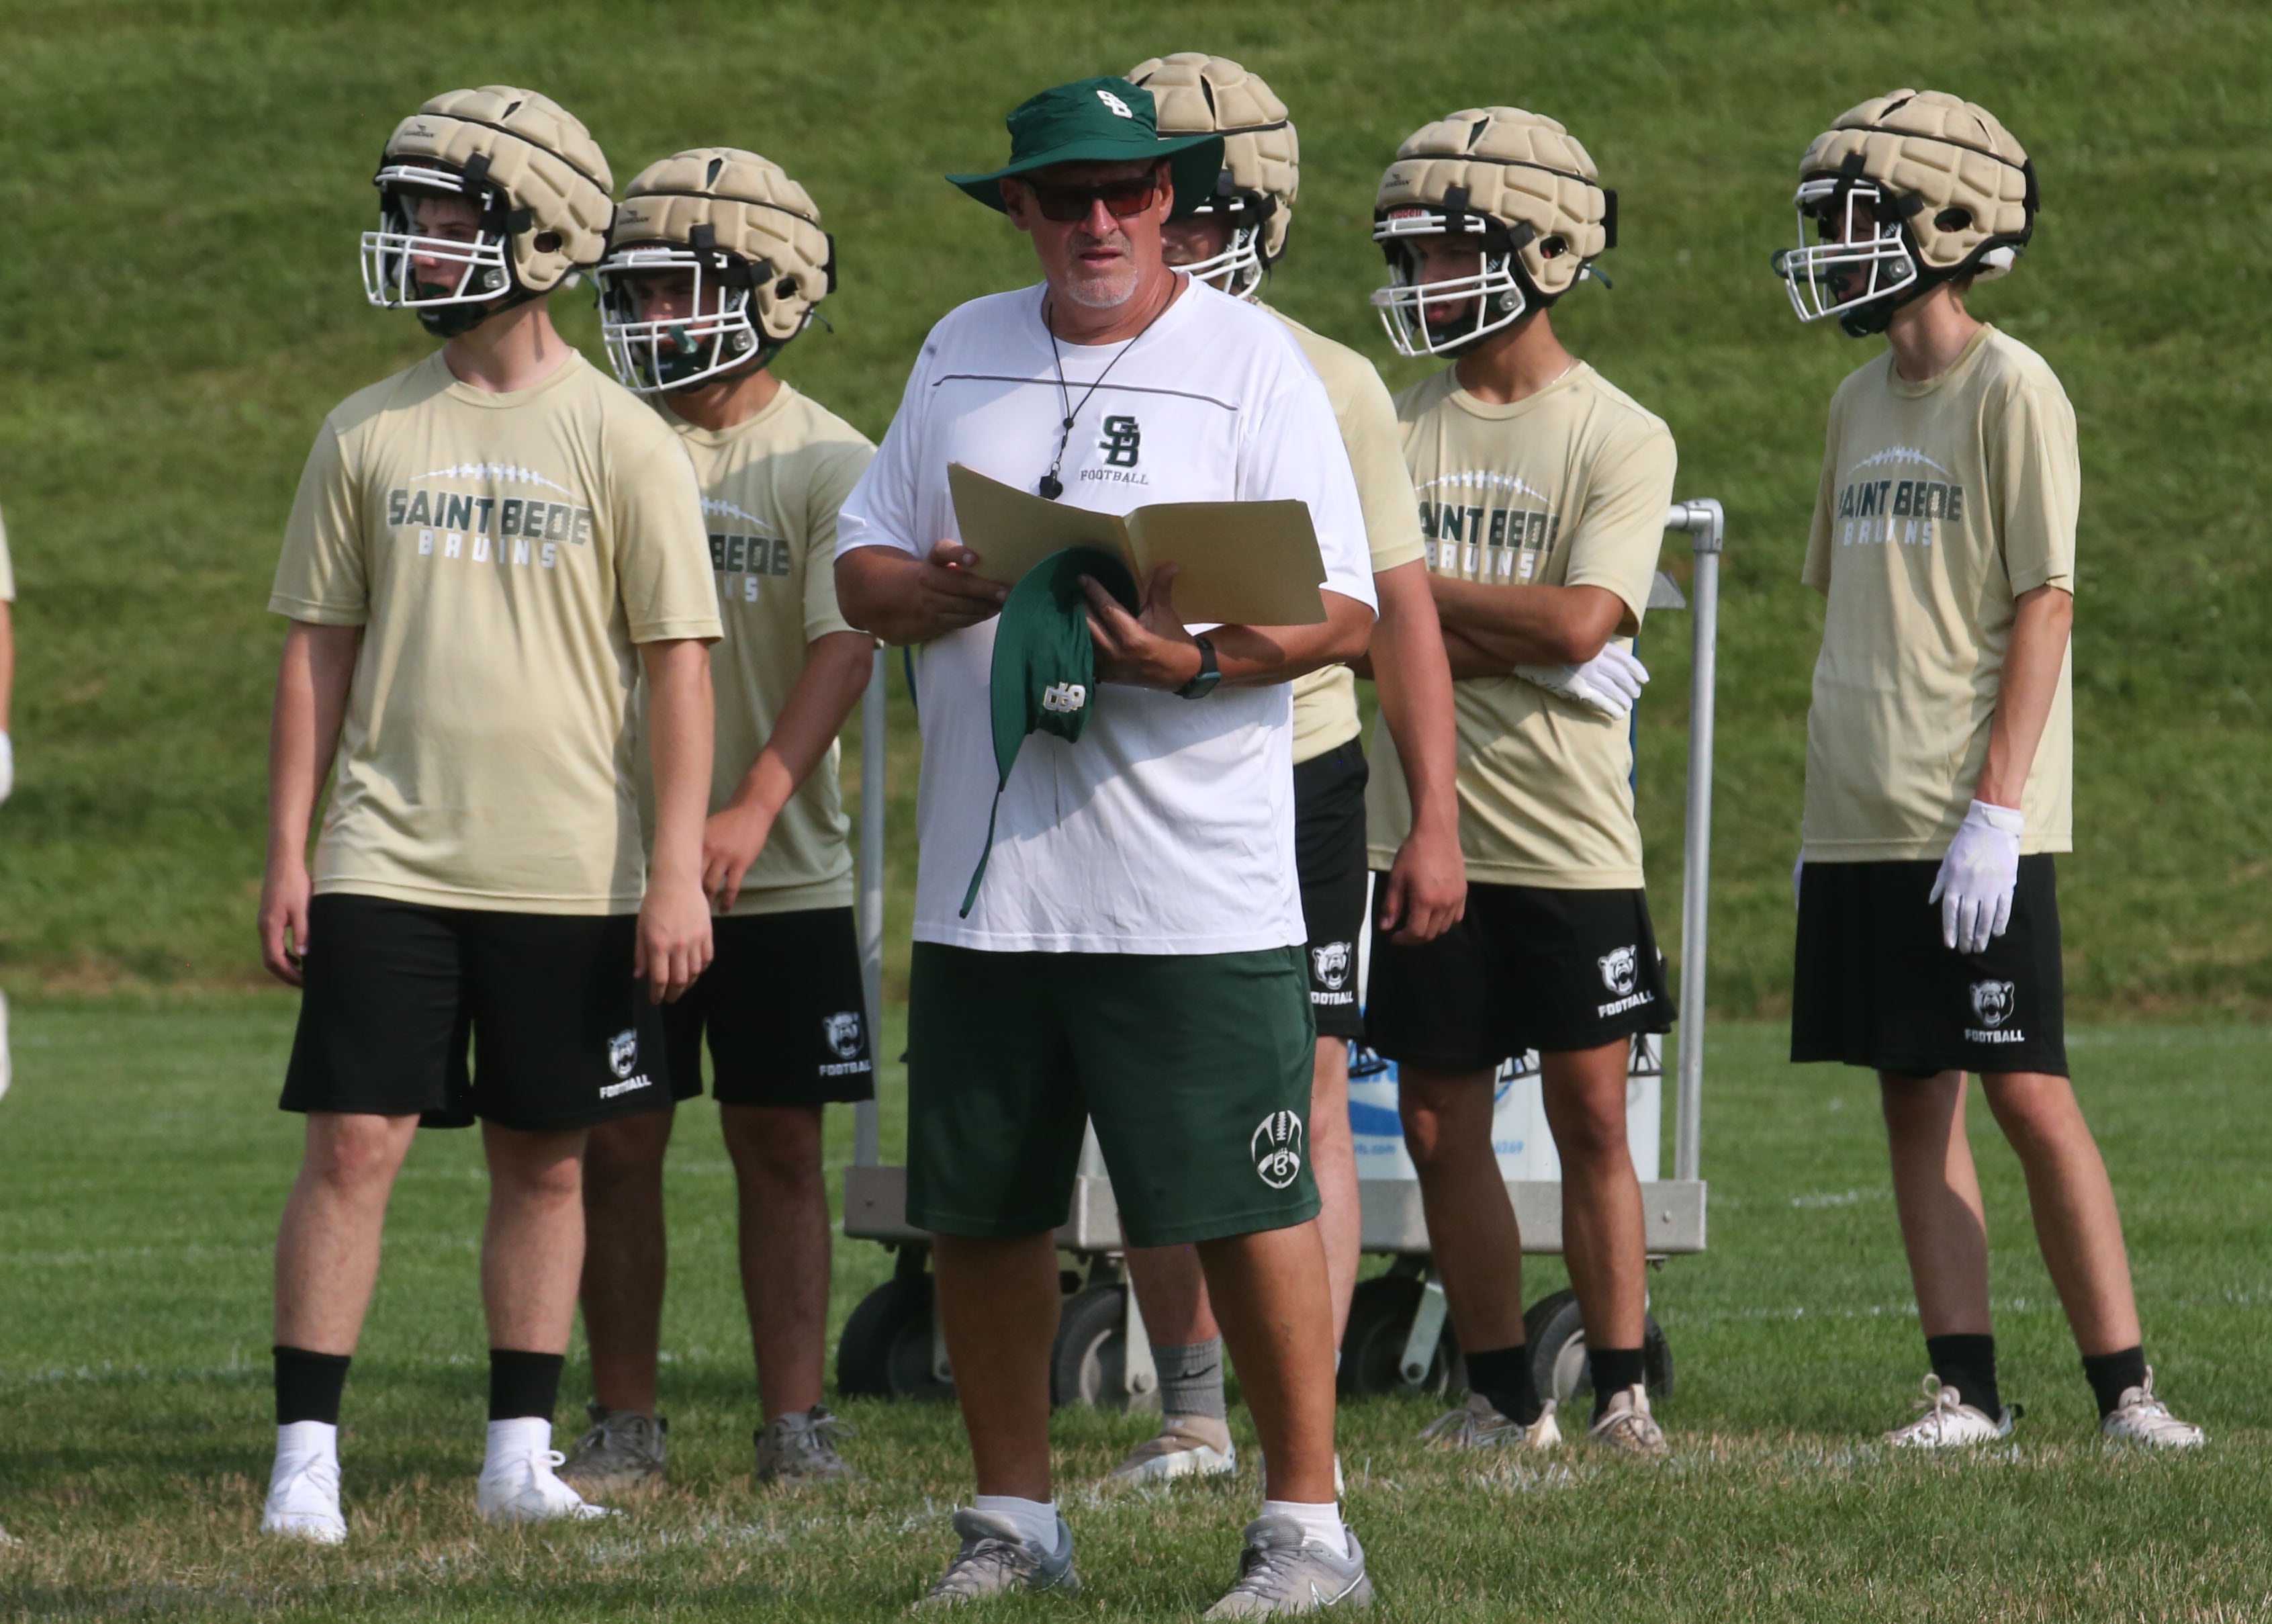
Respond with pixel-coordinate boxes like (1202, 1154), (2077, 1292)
(1364, 881), (1672, 1069)
(1295, 739), (1369, 1040)
(281, 893), (671, 1132)
(665, 907), (876, 1108)
(1791, 856), (2067, 1077)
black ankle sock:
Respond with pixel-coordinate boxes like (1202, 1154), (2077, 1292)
(1463, 1344), (1541, 1426)
(2081, 1346), (2147, 1418)
(274, 1345), (351, 1427)
(488, 1349), (566, 1423)
(1589, 1347), (1646, 1420)
(1925, 1333), (2001, 1419)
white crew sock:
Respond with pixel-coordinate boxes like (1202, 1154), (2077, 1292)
(1261, 1498), (1345, 1551)
(274, 1419), (338, 1463)
(972, 1494), (1059, 1551)
(483, 1416), (553, 1474)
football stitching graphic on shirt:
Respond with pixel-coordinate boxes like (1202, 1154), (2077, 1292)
(1414, 469), (1553, 505)
(700, 495), (768, 529)
(410, 461), (574, 496)
(1851, 445), (1954, 478)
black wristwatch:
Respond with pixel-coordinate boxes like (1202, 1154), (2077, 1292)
(1175, 635), (1221, 700)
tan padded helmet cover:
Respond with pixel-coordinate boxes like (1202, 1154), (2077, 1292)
(1375, 107), (1608, 300)
(1126, 53), (1298, 263)
(383, 86), (614, 294)
(615, 149), (833, 343)
(1801, 90), (2033, 273)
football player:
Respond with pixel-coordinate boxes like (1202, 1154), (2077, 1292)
(1107, 50), (1464, 1488)
(256, 87), (721, 1542)
(1361, 108), (1678, 1456)
(561, 148), (876, 1494)
(1776, 90), (2203, 1448)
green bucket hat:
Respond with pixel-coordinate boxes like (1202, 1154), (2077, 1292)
(947, 76), (1226, 218)
(961, 547), (1140, 917)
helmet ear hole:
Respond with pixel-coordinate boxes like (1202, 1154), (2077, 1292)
(775, 276), (799, 299)
(1934, 206), (1972, 232)
(533, 230), (562, 254)
(1539, 235), (1567, 259)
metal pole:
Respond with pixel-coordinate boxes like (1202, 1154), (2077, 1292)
(1674, 500), (1723, 1184)
(854, 645), (887, 1169)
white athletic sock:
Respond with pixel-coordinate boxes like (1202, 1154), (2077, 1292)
(972, 1493), (1059, 1551)
(274, 1419), (338, 1463)
(482, 1416), (552, 1474)
(1261, 1498), (1345, 1551)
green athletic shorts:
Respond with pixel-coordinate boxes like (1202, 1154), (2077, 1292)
(905, 943), (1320, 1248)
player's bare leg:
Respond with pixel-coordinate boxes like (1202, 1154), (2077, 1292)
(1879, 1071), (1993, 1336)
(1980, 1072), (2140, 1354)
(481, 1123), (588, 1351)
(273, 1112), (422, 1351)
(1195, 1223), (1339, 1506)
(578, 1108), (676, 1414)
(934, 1232), (1063, 1501)
(1398, 1067), (1527, 1351)
(1538, 1041), (1647, 1351)
(723, 1105), (831, 1418)
(1308, 1038), (1362, 1342)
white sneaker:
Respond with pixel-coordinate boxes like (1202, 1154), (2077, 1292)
(2101, 1368), (2205, 1449)
(1106, 1414), (1238, 1487)
(260, 1421), (346, 1545)
(1588, 1384), (1669, 1457)
(477, 1419), (614, 1525)
(1418, 1392), (1562, 1452)
(1883, 1375), (2013, 1448)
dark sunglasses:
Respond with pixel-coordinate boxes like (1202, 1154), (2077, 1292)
(1024, 173), (1163, 224)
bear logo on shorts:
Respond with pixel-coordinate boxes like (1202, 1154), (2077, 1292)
(1598, 944), (1639, 997)
(607, 1028), (639, 1080)
(1970, 980), (2016, 1028)
(1251, 1110), (1304, 1189)
(822, 1010), (864, 1060)
(1311, 941), (1351, 991)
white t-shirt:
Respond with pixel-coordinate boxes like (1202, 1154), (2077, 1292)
(836, 277), (1376, 954)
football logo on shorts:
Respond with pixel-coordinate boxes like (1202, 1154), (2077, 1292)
(1311, 941), (1352, 991)
(1970, 980), (2016, 1028)
(606, 1028), (639, 1079)
(1251, 1110), (1304, 1190)
(823, 1010), (864, 1061)
(1598, 944), (1639, 997)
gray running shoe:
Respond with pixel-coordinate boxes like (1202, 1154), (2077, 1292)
(1417, 1392), (1562, 1452)
(1105, 1413), (1237, 1487)
(1588, 1384), (1670, 1457)
(756, 1404), (859, 1485)
(557, 1404), (668, 1498)
(1204, 1516), (1373, 1618)
(913, 1508), (1079, 1609)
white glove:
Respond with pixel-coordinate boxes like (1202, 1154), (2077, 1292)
(0, 732), (12, 805)
(1928, 799), (2025, 954)
(1516, 643), (1649, 719)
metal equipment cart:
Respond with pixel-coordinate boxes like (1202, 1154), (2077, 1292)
(834, 500), (1724, 1413)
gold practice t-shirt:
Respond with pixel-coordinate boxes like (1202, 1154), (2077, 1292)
(1367, 363), (1677, 888)
(652, 386), (876, 916)
(1267, 308), (1426, 764)
(270, 350), (721, 914)
(1801, 326), (2077, 862)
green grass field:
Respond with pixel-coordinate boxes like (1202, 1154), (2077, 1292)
(0, 1), (2267, 1011)
(1, 1002), (2267, 1619)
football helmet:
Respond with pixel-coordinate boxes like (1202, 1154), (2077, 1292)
(1774, 89), (2037, 336)
(1125, 53), (1297, 300)
(1371, 107), (1614, 358)
(596, 149), (835, 394)
(362, 86), (614, 337)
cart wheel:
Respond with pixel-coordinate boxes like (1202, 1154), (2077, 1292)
(1523, 1290), (1674, 1406)
(1339, 1274), (1459, 1397)
(1049, 1284), (1156, 1412)
(836, 1272), (953, 1401)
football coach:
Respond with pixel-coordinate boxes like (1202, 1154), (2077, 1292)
(835, 77), (1379, 1618)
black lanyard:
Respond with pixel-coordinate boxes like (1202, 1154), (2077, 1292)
(1037, 280), (1176, 500)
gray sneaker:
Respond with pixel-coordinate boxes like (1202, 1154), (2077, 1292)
(1588, 1384), (1670, 1457)
(1204, 1517), (1373, 1618)
(1417, 1392), (1563, 1452)
(913, 1508), (1079, 1609)
(756, 1404), (858, 1485)
(1105, 1413), (1237, 1487)
(557, 1404), (667, 1498)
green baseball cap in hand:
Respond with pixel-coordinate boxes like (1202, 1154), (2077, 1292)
(947, 76), (1224, 217)
(961, 547), (1140, 917)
